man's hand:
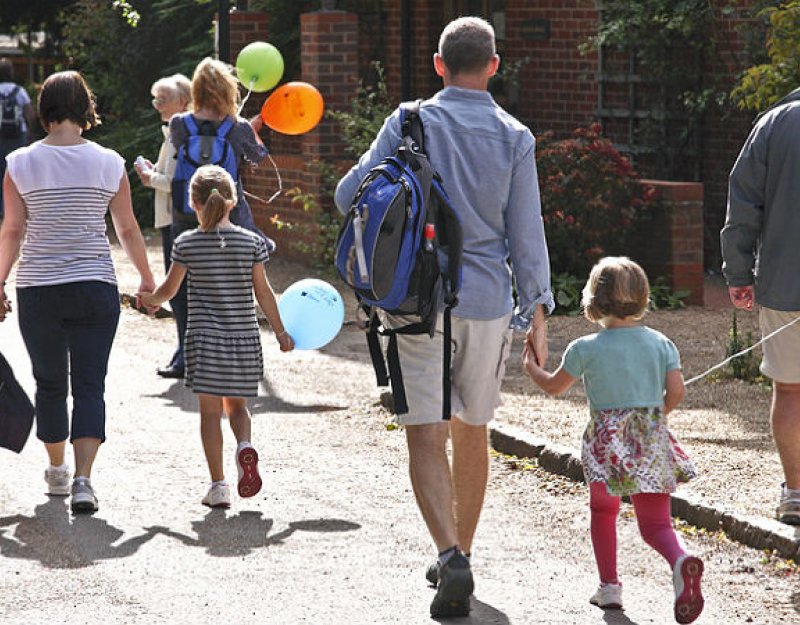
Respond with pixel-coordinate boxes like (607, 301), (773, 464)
(525, 306), (548, 367)
(729, 285), (755, 311)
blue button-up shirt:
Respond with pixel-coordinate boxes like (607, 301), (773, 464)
(334, 86), (554, 322)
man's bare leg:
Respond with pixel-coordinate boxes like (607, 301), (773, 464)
(405, 422), (458, 551)
(450, 418), (489, 554)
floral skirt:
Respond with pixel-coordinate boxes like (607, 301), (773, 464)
(581, 406), (696, 497)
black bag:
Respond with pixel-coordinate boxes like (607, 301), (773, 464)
(0, 86), (24, 140)
(0, 351), (34, 453)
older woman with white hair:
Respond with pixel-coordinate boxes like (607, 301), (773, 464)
(134, 73), (191, 378)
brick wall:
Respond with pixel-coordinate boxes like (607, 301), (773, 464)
(634, 181), (705, 305)
(699, 2), (758, 271)
(505, 1), (599, 136)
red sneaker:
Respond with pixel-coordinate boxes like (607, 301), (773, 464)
(673, 555), (704, 624)
(236, 445), (262, 498)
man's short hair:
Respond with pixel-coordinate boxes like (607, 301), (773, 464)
(438, 16), (496, 76)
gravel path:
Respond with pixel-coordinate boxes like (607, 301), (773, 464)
(0, 239), (797, 624)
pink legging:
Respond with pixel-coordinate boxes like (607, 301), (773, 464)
(589, 482), (686, 584)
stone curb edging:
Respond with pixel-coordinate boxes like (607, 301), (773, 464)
(489, 422), (800, 562)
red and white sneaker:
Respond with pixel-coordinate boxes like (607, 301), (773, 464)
(673, 554), (704, 624)
(236, 445), (262, 498)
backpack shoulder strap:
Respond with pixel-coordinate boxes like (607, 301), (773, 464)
(216, 116), (235, 138)
(183, 114), (199, 136)
(399, 100), (425, 153)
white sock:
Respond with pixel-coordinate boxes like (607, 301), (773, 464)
(212, 480), (227, 487)
(237, 441), (253, 453)
(49, 463), (68, 472)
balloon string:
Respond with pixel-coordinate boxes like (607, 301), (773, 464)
(243, 153), (283, 206)
(237, 79), (255, 116)
(684, 314), (800, 386)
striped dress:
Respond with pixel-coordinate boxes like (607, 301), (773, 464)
(171, 226), (268, 397)
(6, 141), (123, 287)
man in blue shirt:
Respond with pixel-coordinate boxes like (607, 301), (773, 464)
(335, 17), (553, 617)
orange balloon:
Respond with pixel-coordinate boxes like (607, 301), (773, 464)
(261, 82), (324, 135)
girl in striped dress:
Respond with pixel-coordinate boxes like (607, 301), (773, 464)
(140, 165), (293, 508)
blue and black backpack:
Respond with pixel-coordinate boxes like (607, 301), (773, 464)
(335, 101), (463, 419)
(171, 114), (238, 220)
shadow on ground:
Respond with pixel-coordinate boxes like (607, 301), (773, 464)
(146, 513), (361, 557)
(0, 497), (157, 568)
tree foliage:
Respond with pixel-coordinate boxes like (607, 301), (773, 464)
(731, 1), (800, 112)
(61, 0), (216, 224)
(0, 0), (77, 57)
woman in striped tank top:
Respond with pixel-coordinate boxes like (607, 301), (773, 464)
(139, 165), (293, 509)
(0, 71), (157, 513)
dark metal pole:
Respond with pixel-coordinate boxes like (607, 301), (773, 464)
(218, 0), (231, 63)
(401, 0), (411, 100)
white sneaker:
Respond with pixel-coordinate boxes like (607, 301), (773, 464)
(45, 466), (71, 496)
(70, 477), (98, 513)
(589, 582), (623, 609)
(201, 482), (231, 508)
(673, 554), (704, 624)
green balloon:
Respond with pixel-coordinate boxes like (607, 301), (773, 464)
(235, 42), (284, 93)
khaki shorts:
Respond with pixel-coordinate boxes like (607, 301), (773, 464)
(759, 307), (800, 383)
(382, 312), (513, 426)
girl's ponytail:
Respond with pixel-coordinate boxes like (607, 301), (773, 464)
(189, 164), (238, 231)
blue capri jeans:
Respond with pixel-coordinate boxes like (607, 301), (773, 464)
(17, 281), (120, 443)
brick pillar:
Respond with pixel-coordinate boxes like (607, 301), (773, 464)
(635, 181), (705, 306)
(300, 11), (359, 195)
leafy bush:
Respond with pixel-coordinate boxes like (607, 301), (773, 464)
(722, 311), (765, 384)
(551, 273), (584, 316)
(536, 124), (658, 278)
(649, 278), (690, 311)
(732, 1), (800, 112)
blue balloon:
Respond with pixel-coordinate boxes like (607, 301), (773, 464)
(277, 279), (344, 350)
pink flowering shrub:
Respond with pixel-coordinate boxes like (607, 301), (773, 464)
(536, 124), (657, 277)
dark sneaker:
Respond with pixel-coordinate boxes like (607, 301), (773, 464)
(429, 552), (474, 618)
(71, 478), (98, 514)
(777, 483), (800, 525)
(426, 560), (439, 587)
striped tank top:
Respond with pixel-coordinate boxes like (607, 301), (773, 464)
(6, 141), (125, 287)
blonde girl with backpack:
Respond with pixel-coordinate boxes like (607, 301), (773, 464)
(139, 165), (293, 508)
(165, 57), (275, 381)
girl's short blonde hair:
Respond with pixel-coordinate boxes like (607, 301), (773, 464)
(191, 57), (239, 118)
(190, 164), (237, 231)
(581, 256), (650, 323)
(151, 73), (192, 107)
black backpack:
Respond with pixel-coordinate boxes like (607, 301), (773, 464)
(0, 86), (23, 140)
(336, 101), (463, 420)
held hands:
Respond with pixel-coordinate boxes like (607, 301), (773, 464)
(276, 330), (294, 352)
(729, 286), (755, 311)
(135, 278), (160, 316)
(525, 317), (548, 368)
